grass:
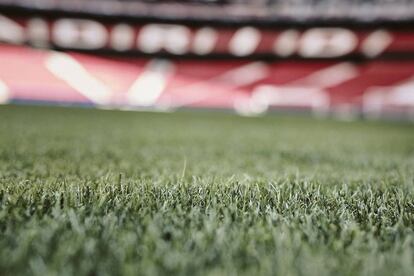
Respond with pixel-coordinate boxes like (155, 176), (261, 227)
(0, 105), (414, 276)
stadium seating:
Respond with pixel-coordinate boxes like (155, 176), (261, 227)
(0, 0), (413, 119)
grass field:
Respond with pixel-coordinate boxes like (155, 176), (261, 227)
(0, 105), (414, 276)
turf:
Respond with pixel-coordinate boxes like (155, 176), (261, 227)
(0, 105), (414, 276)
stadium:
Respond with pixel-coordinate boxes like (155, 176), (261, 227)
(0, 0), (414, 275)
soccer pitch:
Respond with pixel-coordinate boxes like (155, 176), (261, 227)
(0, 105), (414, 275)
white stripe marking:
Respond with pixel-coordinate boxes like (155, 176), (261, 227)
(0, 79), (10, 104)
(45, 52), (112, 105)
(127, 59), (174, 107)
(389, 77), (414, 105)
(238, 63), (358, 116)
(289, 62), (358, 88)
(216, 62), (269, 86)
(169, 62), (269, 108)
(363, 76), (414, 117)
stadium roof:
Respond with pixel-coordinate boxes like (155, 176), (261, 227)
(1, 0), (413, 24)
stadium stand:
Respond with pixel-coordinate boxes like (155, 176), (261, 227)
(0, 0), (413, 119)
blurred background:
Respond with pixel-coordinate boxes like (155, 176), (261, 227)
(0, 0), (413, 120)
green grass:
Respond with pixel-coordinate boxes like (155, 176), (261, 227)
(1, 105), (414, 276)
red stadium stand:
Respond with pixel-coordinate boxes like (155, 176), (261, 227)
(0, 0), (413, 119)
